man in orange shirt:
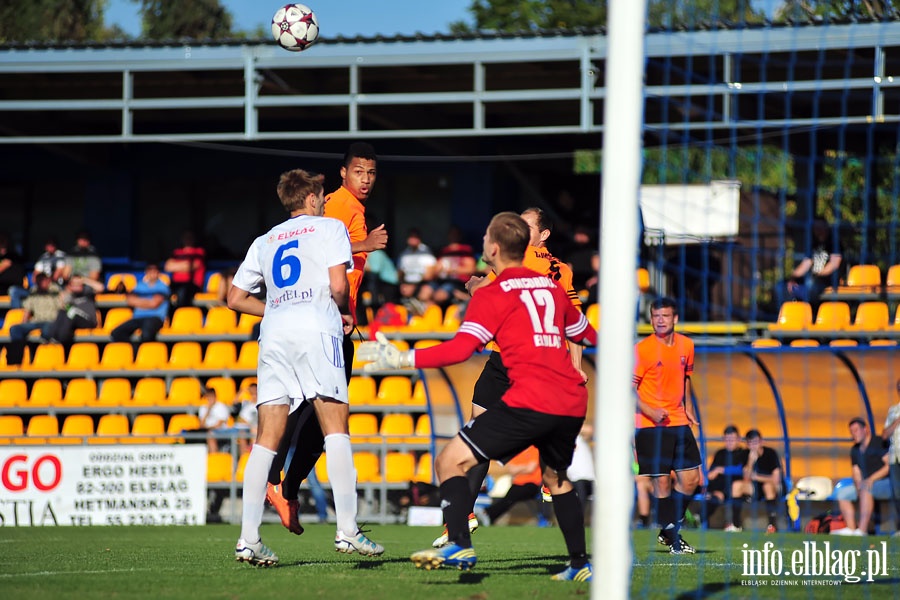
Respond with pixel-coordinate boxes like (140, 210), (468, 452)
(633, 296), (701, 555)
(266, 142), (389, 535)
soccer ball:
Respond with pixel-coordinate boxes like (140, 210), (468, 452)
(271, 4), (319, 52)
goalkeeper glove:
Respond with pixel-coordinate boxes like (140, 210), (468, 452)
(357, 331), (415, 372)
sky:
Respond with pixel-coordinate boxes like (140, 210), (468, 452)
(105, 1), (474, 39)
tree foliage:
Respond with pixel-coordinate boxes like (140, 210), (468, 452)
(137, 0), (233, 40)
(0, 0), (107, 43)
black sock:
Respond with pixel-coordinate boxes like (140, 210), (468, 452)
(657, 495), (676, 540)
(552, 490), (587, 569)
(672, 490), (693, 526)
(639, 514), (651, 527)
(440, 476), (474, 547)
(766, 499), (777, 526)
(732, 499), (744, 527)
(466, 461), (490, 509)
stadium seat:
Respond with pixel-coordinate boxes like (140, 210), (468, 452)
(384, 452), (416, 483)
(61, 378), (97, 407)
(413, 339), (441, 350)
(162, 307), (203, 335)
(845, 264), (881, 289)
(0, 415), (24, 445)
(414, 452), (433, 484)
(131, 377), (167, 406)
(27, 378), (63, 407)
(207, 452), (234, 483)
(414, 414), (431, 438)
(61, 342), (100, 371)
(0, 308), (25, 335)
(166, 413), (201, 443)
(18, 415), (59, 445)
(205, 376), (236, 404)
(166, 341), (202, 370)
(0, 345), (29, 371)
(406, 304), (443, 331)
(829, 339), (858, 347)
(202, 306), (237, 334)
(0, 379), (27, 408)
(106, 273), (137, 293)
(74, 310), (101, 337)
(347, 376), (377, 404)
(637, 267), (652, 293)
(22, 344), (65, 372)
(847, 301), (890, 331)
(235, 341), (259, 370)
(768, 301), (813, 331)
(235, 452), (250, 483)
(133, 341), (169, 370)
(314, 454), (329, 483)
(205, 271), (223, 294)
(789, 339), (820, 347)
(129, 414), (168, 444)
(379, 413), (415, 444)
(586, 303), (599, 330)
(410, 380), (428, 406)
(808, 301), (851, 331)
(442, 303), (462, 330)
(377, 376), (413, 404)
(201, 341), (237, 370)
(91, 414), (130, 444)
(58, 414), (94, 445)
(348, 413), (379, 442)
(98, 342), (134, 370)
(236, 313), (261, 335)
(96, 307), (133, 334)
(93, 378), (132, 407)
(751, 338), (781, 348)
(353, 451), (381, 483)
(870, 339), (898, 347)
(168, 377), (203, 406)
(238, 376), (257, 391)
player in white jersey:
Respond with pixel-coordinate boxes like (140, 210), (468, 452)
(227, 169), (384, 566)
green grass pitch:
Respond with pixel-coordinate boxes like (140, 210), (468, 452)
(1, 525), (898, 599)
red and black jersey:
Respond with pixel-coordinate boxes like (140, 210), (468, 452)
(414, 266), (596, 417)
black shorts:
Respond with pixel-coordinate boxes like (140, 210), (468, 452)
(459, 402), (583, 473)
(471, 351), (509, 412)
(634, 425), (702, 476)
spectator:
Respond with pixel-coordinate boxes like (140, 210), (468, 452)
(396, 228), (436, 314)
(0, 232), (27, 308)
(832, 418), (892, 536)
(110, 263), (170, 343)
(781, 218), (842, 312)
(565, 225), (596, 292)
(6, 273), (60, 365)
(584, 252), (600, 306)
(224, 382), (259, 455)
(198, 387), (232, 453)
(33, 236), (68, 286)
(567, 423), (596, 521)
(47, 275), (104, 345)
(883, 379), (900, 536)
(731, 429), (784, 533)
(67, 230), (103, 285)
(482, 445), (552, 526)
(704, 425), (748, 531)
(418, 225), (476, 309)
(164, 230), (206, 309)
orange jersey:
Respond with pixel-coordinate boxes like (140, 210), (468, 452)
(509, 445), (543, 486)
(633, 333), (694, 429)
(325, 185), (367, 322)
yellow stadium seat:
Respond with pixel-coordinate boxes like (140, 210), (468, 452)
(235, 452), (250, 483)
(789, 339), (820, 347)
(414, 414), (431, 438)
(348, 413), (379, 442)
(129, 414), (167, 444)
(60, 342), (100, 371)
(203, 306), (237, 334)
(133, 342), (169, 370)
(410, 380), (428, 406)
(166, 413), (201, 443)
(845, 264), (881, 289)
(97, 307), (133, 334)
(0, 308), (25, 335)
(238, 376), (257, 390)
(91, 414), (130, 444)
(637, 268), (651, 293)
(413, 339), (441, 350)
(205, 272), (223, 294)
(205, 377), (236, 404)
(847, 301), (890, 331)
(93, 378), (131, 407)
(768, 301), (813, 331)
(384, 452), (416, 483)
(98, 342), (134, 370)
(442, 303), (462, 331)
(829, 339), (858, 347)
(168, 377), (203, 406)
(236, 313), (261, 335)
(406, 304), (443, 331)
(236, 341), (259, 370)
(377, 376), (412, 404)
(162, 307), (203, 335)
(348, 376), (377, 404)
(870, 339), (898, 347)
(414, 452), (433, 484)
(0, 379), (27, 408)
(751, 339), (781, 348)
(808, 302), (851, 331)
(379, 413), (415, 444)
(207, 452), (234, 483)
(201, 341), (236, 370)
(106, 273), (137, 292)
(887, 264), (900, 287)
(58, 414), (94, 444)
(131, 377), (167, 406)
(354, 451), (381, 483)
(61, 378), (97, 407)
(22, 344), (65, 372)
(166, 341), (202, 370)
(586, 303), (599, 330)
(27, 378), (63, 407)
(18, 414), (59, 445)
(0, 345), (29, 371)
(0, 415), (24, 444)
(314, 454), (329, 483)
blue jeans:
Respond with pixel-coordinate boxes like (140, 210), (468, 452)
(7, 321), (53, 365)
(890, 462), (900, 528)
(9, 286), (28, 309)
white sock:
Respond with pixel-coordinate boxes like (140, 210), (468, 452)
(240, 444), (276, 543)
(324, 433), (358, 535)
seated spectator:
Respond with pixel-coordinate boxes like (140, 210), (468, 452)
(778, 218), (843, 313)
(418, 225), (476, 309)
(223, 382), (258, 455)
(585, 252), (600, 306)
(704, 425), (748, 531)
(198, 387), (232, 453)
(568, 423), (596, 521)
(884, 379), (900, 536)
(482, 445), (551, 526)
(47, 275), (104, 345)
(110, 263), (170, 343)
(732, 429), (784, 533)
(33, 236), (68, 286)
(832, 418), (892, 536)
(67, 230), (103, 285)
(0, 232), (27, 308)
(6, 273), (60, 365)
(396, 228), (436, 314)
(164, 230), (206, 309)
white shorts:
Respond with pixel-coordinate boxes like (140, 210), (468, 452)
(256, 331), (348, 412)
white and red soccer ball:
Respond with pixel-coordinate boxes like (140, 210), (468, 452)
(272, 4), (319, 52)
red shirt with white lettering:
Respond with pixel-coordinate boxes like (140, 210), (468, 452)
(414, 266), (595, 417)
